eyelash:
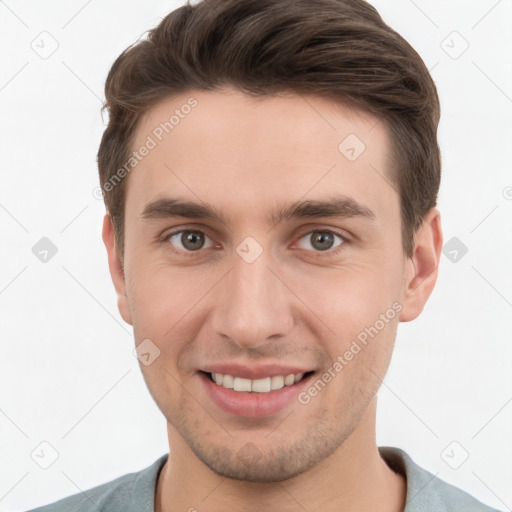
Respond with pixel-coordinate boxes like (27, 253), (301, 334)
(160, 227), (349, 258)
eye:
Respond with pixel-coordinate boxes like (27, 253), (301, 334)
(166, 230), (216, 253)
(295, 230), (345, 253)
(162, 228), (346, 256)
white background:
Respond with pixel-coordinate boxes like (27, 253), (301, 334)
(1, 1), (511, 510)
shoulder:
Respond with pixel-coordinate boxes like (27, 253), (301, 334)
(24, 454), (168, 512)
(379, 447), (502, 512)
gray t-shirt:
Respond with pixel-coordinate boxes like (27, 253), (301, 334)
(25, 447), (502, 511)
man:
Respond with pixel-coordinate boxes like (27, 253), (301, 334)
(27, 0), (502, 510)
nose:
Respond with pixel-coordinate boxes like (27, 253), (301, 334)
(211, 245), (295, 350)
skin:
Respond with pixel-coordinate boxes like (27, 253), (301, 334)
(103, 87), (443, 512)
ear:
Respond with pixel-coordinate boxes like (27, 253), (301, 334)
(102, 213), (133, 326)
(399, 208), (443, 323)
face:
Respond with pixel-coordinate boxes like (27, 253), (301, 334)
(105, 87), (435, 482)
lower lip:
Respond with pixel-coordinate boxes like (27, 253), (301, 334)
(199, 372), (314, 418)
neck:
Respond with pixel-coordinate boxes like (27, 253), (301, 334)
(155, 398), (406, 512)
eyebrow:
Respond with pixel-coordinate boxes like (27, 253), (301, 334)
(140, 195), (376, 226)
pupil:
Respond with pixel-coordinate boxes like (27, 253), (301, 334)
(312, 232), (333, 251)
(182, 231), (204, 250)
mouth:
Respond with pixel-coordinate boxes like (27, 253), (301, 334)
(198, 365), (317, 417)
(201, 370), (315, 393)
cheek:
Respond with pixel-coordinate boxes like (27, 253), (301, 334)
(126, 262), (216, 376)
(137, 360), (184, 426)
(318, 312), (398, 410)
(126, 257), (204, 326)
(292, 261), (401, 328)
(289, 261), (401, 375)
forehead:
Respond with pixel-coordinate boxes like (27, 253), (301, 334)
(125, 87), (397, 225)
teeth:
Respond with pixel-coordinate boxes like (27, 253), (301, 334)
(222, 374), (234, 389)
(270, 375), (284, 390)
(233, 377), (252, 392)
(210, 372), (307, 393)
(252, 377), (271, 393)
(284, 374), (295, 386)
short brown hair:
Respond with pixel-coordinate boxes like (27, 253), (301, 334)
(97, 0), (441, 261)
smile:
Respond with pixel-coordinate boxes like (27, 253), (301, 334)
(208, 372), (312, 393)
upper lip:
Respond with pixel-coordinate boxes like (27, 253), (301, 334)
(201, 363), (314, 380)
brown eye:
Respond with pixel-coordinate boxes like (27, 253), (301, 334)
(167, 230), (214, 252)
(181, 231), (204, 250)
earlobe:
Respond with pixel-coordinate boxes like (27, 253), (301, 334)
(102, 213), (133, 326)
(399, 208), (443, 323)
